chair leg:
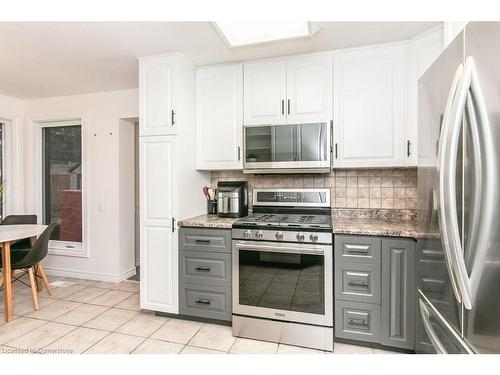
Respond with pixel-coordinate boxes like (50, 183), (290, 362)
(0, 273), (3, 288)
(11, 271), (15, 299)
(28, 267), (39, 311)
(34, 265), (43, 293)
(37, 264), (52, 296)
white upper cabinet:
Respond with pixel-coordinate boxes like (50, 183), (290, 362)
(139, 56), (175, 136)
(196, 64), (243, 170)
(243, 54), (333, 125)
(244, 59), (286, 125)
(406, 27), (443, 166)
(333, 44), (406, 168)
(286, 54), (332, 124)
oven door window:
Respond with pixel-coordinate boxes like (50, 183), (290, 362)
(239, 250), (325, 315)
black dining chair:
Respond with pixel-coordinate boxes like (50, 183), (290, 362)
(0, 215), (38, 251)
(0, 223), (56, 310)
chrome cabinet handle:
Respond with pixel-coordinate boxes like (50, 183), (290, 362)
(195, 299), (211, 305)
(407, 140), (412, 157)
(237, 146), (241, 161)
(281, 99), (284, 115)
(345, 244), (369, 254)
(171, 110), (175, 126)
(234, 242), (325, 256)
(348, 281), (368, 287)
(195, 266), (211, 272)
(335, 143), (338, 159)
(347, 319), (368, 328)
(287, 99), (290, 115)
(194, 239), (210, 243)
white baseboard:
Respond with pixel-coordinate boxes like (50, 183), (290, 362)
(43, 266), (137, 283)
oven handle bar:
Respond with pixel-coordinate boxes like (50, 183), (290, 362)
(234, 241), (325, 256)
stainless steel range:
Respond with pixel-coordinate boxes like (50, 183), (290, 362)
(231, 188), (333, 351)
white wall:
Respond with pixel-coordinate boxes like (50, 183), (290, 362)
(22, 89), (139, 282)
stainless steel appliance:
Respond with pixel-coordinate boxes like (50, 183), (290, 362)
(231, 188), (333, 351)
(243, 122), (331, 174)
(217, 181), (248, 218)
(416, 22), (500, 354)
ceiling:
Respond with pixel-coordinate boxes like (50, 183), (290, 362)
(0, 21), (440, 99)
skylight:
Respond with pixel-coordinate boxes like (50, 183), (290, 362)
(214, 21), (312, 47)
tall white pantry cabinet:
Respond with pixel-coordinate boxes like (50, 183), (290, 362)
(138, 53), (209, 313)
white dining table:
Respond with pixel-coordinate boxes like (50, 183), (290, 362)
(0, 224), (47, 322)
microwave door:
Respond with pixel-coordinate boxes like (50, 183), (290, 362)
(298, 123), (326, 161)
(272, 125), (295, 162)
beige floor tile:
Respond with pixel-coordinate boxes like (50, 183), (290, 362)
(63, 287), (109, 303)
(2, 295), (55, 316)
(87, 290), (134, 307)
(6, 322), (76, 350)
(45, 284), (87, 299)
(115, 294), (140, 311)
(115, 313), (167, 337)
(132, 339), (184, 354)
(109, 282), (139, 293)
(73, 279), (98, 287)
(180, 345), (225, 354)
(277, 344), (325, 354)
(151, 318), (203, 344)
(25, 300), (82, 320)
(92, 281), (121, 290)
(229, 337), (278, 354)
(189, 323), (235, 352)
(332, 342), (374, 354)
(53, 304), (109, 326)
(83, 308), (137, 331)
(0, 317), (47, 344)
(84, 332), (144, 354)
(43, 327), (108, 354)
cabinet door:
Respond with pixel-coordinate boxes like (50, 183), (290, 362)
(406, 28), (443, 166)
(196, 64), (243, 170)
(140, 136), (179, 313)
(333, 45), (405, 167)
(139, 59), (175, 136)
(243, 59), (286, 125)
(286, 54), (332, 124)
(381, 238), (416, 350)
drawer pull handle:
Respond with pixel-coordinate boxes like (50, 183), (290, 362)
(195, 299), (211, 305)
(348, 319), (368, 327)
(194, 239), (211, 244)
(345, 245), (369, 254)
(195, 266), (211, 272)
(348, 281), (368, 287)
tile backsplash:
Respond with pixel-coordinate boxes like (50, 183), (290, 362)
(210, 168), (417, 210)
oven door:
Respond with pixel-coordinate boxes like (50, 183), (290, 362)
(243, 122), (331, 173)
(232, 240), (333, 327)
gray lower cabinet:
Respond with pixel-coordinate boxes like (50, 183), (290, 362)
(381, 238), (415, 350)
(334, 234), (416, 350)
(179, 227), (232, 322)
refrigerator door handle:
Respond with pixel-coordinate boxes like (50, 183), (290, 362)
(437, 63), (464, 304)
(419, 299), (447, 354)
(446, 57), (496, 310)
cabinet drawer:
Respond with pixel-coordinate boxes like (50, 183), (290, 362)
(180, 251), (231, 287)
(335, 235), (381, 264)
(179, 228), (231, 253)
(335, 262), (381, 304)
(179, 283), (231, 321)
(335, 300), (381, 343)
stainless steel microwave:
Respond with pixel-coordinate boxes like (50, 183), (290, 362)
(243, 122), (331, 174)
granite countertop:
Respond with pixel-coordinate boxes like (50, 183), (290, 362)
(178, 214), (237, 229)
(331, 218), (418, 239)
(178, 213), (419, 238)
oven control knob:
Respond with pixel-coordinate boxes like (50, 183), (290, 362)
(256, 231), (264, 240)
(275, 231), (284, 240)
(296, 233), (305, 242)
(244, 230), (252, 239)
(309, 234), (319, 243)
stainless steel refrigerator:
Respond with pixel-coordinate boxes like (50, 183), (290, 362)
(416, 22), (500, 354)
